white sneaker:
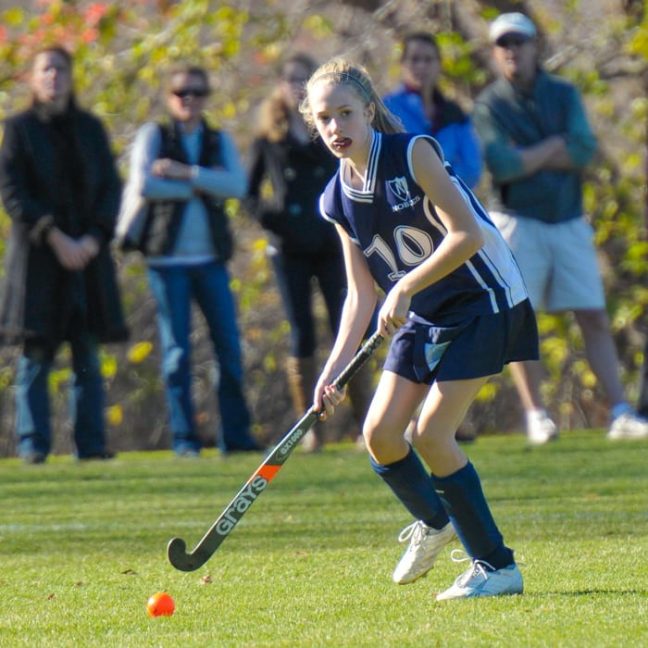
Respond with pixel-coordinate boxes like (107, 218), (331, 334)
(526, 411), (559, 445)
(607, 412), (648, 440)
(392, 520), (455, 584)
(436, 552), (523, 601)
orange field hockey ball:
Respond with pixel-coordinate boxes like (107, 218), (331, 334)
(147, 591), (175, 617)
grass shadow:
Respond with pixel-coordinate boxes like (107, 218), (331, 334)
(538, 588), (648, 597)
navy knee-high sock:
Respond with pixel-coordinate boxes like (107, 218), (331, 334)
(432, 462), (514, 569)
(370, 447), (449, 529)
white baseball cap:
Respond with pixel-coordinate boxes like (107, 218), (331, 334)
(489, 12), (537, 44)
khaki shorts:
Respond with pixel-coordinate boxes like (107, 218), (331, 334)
(489, 213), (606, 312)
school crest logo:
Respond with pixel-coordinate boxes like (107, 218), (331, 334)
(387, 177), (410, 202)
(387, 176), (420, 212)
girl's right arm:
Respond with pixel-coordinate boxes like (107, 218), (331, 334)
(314, 224), (377, 417)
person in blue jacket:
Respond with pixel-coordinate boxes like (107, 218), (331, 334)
(383, 31), (482, 189)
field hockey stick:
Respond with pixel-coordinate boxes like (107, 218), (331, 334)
(167, 331), (384, 572)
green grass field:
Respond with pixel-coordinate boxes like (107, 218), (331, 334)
(1, 430), (647, 647)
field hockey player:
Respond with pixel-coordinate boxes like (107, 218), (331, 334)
(303, 58), (538, 600)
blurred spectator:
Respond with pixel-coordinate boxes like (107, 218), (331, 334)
(0, 46), (128, 464)
(125, 64), (260, 456)
(473, 12), (648, 442)
(247, 53), (372, 451)
(383, 31), (482, 189)
(638, 342), (648, 420)
(636, 148), (648, 419)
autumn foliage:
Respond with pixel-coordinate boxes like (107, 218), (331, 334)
(0, 0), (647, 455)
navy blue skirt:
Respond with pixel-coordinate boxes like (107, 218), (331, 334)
(383, 299), (539, 385)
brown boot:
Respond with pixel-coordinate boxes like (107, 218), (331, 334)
(286, 356), (323, 452)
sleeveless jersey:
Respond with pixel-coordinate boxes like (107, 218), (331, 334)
(319, 132), (528, 325)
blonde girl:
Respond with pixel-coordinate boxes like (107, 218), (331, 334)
(302, 59), (538, 600)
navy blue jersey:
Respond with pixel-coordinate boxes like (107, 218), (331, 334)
(320, 132), (528, 325)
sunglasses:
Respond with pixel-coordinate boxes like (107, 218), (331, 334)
(495, 35), (529, 48)
(172, 88), (209, 99)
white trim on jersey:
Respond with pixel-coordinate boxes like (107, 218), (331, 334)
(408, 134), (527, 311)
(405, 134), (445, 172)
(449, 176), (527, 309)
(421, 198), (500, 312)
(319, 193), (361, 246)
(341, 131), (381, 203)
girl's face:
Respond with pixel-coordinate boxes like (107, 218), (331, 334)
(167, 71), (209, 123)
(308, 81), (374, 161)
(31, 50), (72, 108)
(280, 61), (311, 110)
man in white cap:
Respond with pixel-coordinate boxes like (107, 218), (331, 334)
(473, 13), (648, 443)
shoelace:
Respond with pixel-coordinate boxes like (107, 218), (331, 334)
(450, 549), (496, 586)
(398, 521), (427, 546)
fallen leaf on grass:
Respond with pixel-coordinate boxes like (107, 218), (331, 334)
(200, 575), (213, 585)
(121, 568), (137, 575)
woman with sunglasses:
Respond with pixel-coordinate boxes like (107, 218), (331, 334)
(126, 64), (261, 456)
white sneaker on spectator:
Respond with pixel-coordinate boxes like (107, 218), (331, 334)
(526, 410), (559, 445)
(392, 520), (455, 584)
(607, 412), (648, 440)
(436, 551), (523, 601)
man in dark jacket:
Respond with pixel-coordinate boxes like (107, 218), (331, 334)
(0, 46), (128, 463)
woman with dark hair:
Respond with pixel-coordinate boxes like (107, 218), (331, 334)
(384, 32), (482, 189)
(0, 46), (128, 463)
(247, 54), (372, 451)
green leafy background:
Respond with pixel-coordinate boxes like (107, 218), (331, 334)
(0, 0), (646, 455)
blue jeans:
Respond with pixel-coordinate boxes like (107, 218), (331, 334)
(16, 334), (106, 458)
(147, 261), (253, 453)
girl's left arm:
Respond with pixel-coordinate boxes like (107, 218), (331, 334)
(379, 138), (485, 330)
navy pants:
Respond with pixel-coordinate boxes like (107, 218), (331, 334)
(271, 250), (347, 358)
